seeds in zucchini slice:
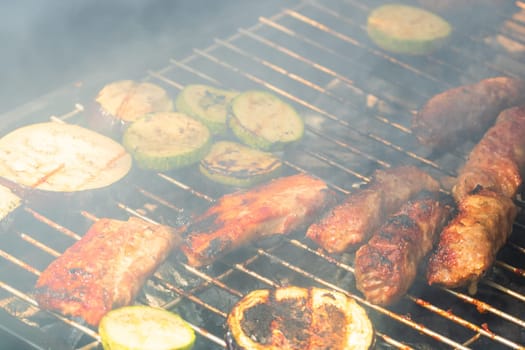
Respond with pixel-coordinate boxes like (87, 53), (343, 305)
(200, 141), (282, 187)
(122, 112), (211, 171)
(229, 90), (304, 151)
(367, 4), (452, 55)
(175, 84), (239, 134)
(98, 305), (195, 350)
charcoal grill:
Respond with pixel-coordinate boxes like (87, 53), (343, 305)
(1, 0), (525, 349)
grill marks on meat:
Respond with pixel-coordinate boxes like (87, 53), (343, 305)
(427, 189), (517, 291)
(34, 217), (179, 326)
(306, 166), (439, 254)
(180, 173), (334, 267)
(453, 106), (525, 201)
(412, 77), (525, 151)
(355, 191), (455, 306)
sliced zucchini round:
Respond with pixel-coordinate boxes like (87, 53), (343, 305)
(226, 286), (374, 350)
(229, 90), (304, 151)
(367, 4), (452, 55)
(175, 84), (239, 134)
(122, 112), (211, 171)
(98, 305), (195, 350)
(199, 141), (282, 187)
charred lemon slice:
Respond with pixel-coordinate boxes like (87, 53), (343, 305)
(98, 305), (195, 350)
(226, 286), (374, 349)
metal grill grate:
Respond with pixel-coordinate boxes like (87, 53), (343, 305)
(1, 0), (525, 349)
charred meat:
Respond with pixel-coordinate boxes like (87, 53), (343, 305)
(453, 105), (525, 201)
(180, 173), (334, 267)
(306, 166), (439, 254)
(412, 77), (525, 151)
(34, 217), (179, 326)
(354, 191), (455, 306)
(427, 189), (517, 291)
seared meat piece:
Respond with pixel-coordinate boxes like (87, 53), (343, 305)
(412, 77), (525, 151)
(306, 166), (439, 254)
(453, 106), (525, 201)
(427, 189), (517, 291)
(34, 217), (179, 326)
(354, 191), (455, 306)
(180, 173), (334, 267)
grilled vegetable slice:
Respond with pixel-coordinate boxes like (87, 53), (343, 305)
(199, 141), (282, 187)
(122, 112), (211, 171)
(175, 84), (239, 134)
(226, 286), (374, 350)
(367, 4), (452, 55)
(99, 305), (195, 350)
(229, 90), (304, 151)
(0, 122), (132, 192)
(90, 80), (174, 136)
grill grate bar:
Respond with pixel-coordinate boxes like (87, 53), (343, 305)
(441, 285), (525, 328)
(254, 248), (471, 350)
(0, 281), (99, 340)
(325, 0), (520, 80)
(410, 295), (524, 349)
(282, 8), (451, 87)
(248, 17), (428, 106)
(188, 48), (452, 174)
(213, 35), (418, 139)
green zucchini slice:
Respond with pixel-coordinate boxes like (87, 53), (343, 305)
(122, 112), (211, 171)
(200, 141), (282, 187)
(367, 4), (452, 55)
(98, 305), (195, 350)
(175, 84), (239, 134)
(229, 90), (304, 151)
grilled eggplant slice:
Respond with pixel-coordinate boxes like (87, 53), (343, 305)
(226, 286), (374, 350)
(0, 122), (132, 193)
(229, 90), (304, 151)
(367, 4), (452, 55)
(122, 112), (211, 171)
(175, 84), (239, 134)
(199, 141), (282, 187)
(99, 305), (195, 350)
(90, 80), (174, 137)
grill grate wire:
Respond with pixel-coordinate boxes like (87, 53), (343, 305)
(1, 1), (525, 349)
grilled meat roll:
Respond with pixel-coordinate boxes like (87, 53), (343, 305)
(412, 77), (525, 151)
(306, 166), (439, 254)
(427, 189), (517, 291)
(226, 286), (374, 350)
(180, 173), (334, 267)
(355, 191), (455, 306)
(34, 217), (179, 326)
(453, 106), (525, 201)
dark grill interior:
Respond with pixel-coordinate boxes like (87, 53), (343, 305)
(1, 0), (525, 349)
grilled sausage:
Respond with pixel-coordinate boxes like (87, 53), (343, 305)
(453, 106), (525, 201)
(412, 77), (525, 151)
(355, 191), (455, 306)
(427, 189), (517, 292)
(306, 166), (439, 254)
(34, 217), (179, 326)
(180, 173), (334, 267)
